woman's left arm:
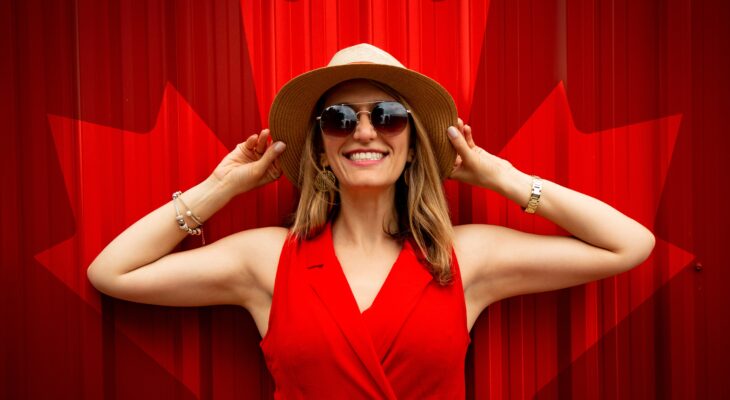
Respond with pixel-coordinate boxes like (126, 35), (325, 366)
(447, 120), (656, 305)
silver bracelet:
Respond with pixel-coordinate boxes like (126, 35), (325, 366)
(175, 194), (205, 226)
(172, 191), (206, 244)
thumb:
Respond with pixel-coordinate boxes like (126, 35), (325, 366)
(447, 126), (475, 163)
(259, 141), (286, 166)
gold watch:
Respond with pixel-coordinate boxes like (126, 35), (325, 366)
(521, 175), (542, 214)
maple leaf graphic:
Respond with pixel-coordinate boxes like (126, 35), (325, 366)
(466, 82), (693, 398)
(36, 77), (692, 399)
(37, 84), (231, 397)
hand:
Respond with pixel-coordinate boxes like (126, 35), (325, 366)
(209, 129), (286, 196)
(446, 118), (514, 193)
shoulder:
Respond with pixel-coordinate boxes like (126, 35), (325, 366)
(453, 223), (504, 258)
(218, 226), (290, 302)
(453, 223), (503, 245)
(452, 224), (504, 291)
(220, 225), (290, 256)
(237, 225), (290, 270)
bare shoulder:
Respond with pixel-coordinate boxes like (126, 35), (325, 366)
(218, 225), (289, 305)
(452, 224), (503, 291)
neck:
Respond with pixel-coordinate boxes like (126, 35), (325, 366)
(333, 185), (398, 251)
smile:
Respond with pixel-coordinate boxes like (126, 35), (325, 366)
(347, 152), (385, 161)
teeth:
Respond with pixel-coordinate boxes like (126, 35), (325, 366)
(348, 152), (384, 161)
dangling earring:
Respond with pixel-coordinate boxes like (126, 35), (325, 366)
(315, 167), (337, 192)
(315, 153), (337, 193)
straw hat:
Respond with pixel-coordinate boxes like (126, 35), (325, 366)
(268, 43), (458, 187)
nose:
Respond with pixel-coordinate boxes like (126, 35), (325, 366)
(352, 111), (377, 141)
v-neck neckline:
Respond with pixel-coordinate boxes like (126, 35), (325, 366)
(303, 222), (436, 383)
(326, 221), (408, 315)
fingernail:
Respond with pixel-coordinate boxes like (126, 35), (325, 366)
(275, 142), (286, 152)
(447, 126), (459, 138)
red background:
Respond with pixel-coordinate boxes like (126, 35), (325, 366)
(2, 0), (729, 398)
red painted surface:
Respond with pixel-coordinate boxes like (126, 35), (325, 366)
(2, 0), (728, 398)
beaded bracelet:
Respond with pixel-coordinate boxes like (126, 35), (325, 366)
(172, 191), (206, 245)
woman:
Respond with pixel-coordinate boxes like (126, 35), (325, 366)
(87, 44), (655, 398)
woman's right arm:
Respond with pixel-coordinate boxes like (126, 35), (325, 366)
(86, 129), (287, 308)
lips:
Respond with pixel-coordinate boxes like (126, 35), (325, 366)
(348, 152), (385, 161)
(343, 149), (389, 161)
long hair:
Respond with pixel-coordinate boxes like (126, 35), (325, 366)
(290, 80), (455, 285)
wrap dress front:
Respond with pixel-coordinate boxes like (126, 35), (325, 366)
(259, 221), (471, 399)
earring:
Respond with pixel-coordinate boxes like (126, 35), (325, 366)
(315, 168), (337, 192)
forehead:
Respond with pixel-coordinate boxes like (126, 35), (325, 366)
(323, 80), (397, 107)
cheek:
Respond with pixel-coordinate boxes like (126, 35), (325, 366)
(321, 138), (342, 164)
(393, 136), (412, 160)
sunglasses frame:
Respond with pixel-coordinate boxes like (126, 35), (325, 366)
(316, 100), (412, 137)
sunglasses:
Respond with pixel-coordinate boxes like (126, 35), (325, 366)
(316, 101), (411, 137)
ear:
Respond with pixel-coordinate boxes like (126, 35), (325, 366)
(320, 153), (329, 167)
(407, 148), (414, 162)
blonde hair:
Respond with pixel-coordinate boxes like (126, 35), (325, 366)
(289, 80), (455, 285)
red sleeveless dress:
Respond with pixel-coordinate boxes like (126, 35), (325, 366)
(259, 221), (471, 399)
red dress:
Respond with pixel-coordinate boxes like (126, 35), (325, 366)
(260, 221), (471, 399)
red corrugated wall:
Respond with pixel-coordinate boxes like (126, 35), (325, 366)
(2, 0), (728, 398)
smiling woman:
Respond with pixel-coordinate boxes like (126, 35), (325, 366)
(87, 43), (655, 399)
(289, 78), (457, 286)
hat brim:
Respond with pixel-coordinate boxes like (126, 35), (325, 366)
(268, 63), (457, 188)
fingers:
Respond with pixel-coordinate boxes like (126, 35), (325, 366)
(238, 129), (271, 159)
(243, 134), (258, 153)
(464, 124), (476, 147)
(259, 140), (286, 166)
(456, 118), (476, 147)
(256, 129), (269, 155)
(447, 126), (475, 164)
(269, 157), (284, 179)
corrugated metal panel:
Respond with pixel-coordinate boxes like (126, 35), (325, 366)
(2, 0), (727, 399)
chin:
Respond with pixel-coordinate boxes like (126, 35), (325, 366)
(339, 177), (398, 190)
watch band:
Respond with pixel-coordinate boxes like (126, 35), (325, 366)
(521, 175), (542, 214)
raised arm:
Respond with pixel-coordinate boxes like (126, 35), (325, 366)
(446, 121), (655, 309)
(87, 129), (287, 308)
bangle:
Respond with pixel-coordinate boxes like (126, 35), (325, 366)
(175, 194), (205, 227)
(172, 191), (206, 245)
(521, 175), (542, 214)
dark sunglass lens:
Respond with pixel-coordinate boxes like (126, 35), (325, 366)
(371, 102), (409, 134)
(320, 105), (357, 136)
